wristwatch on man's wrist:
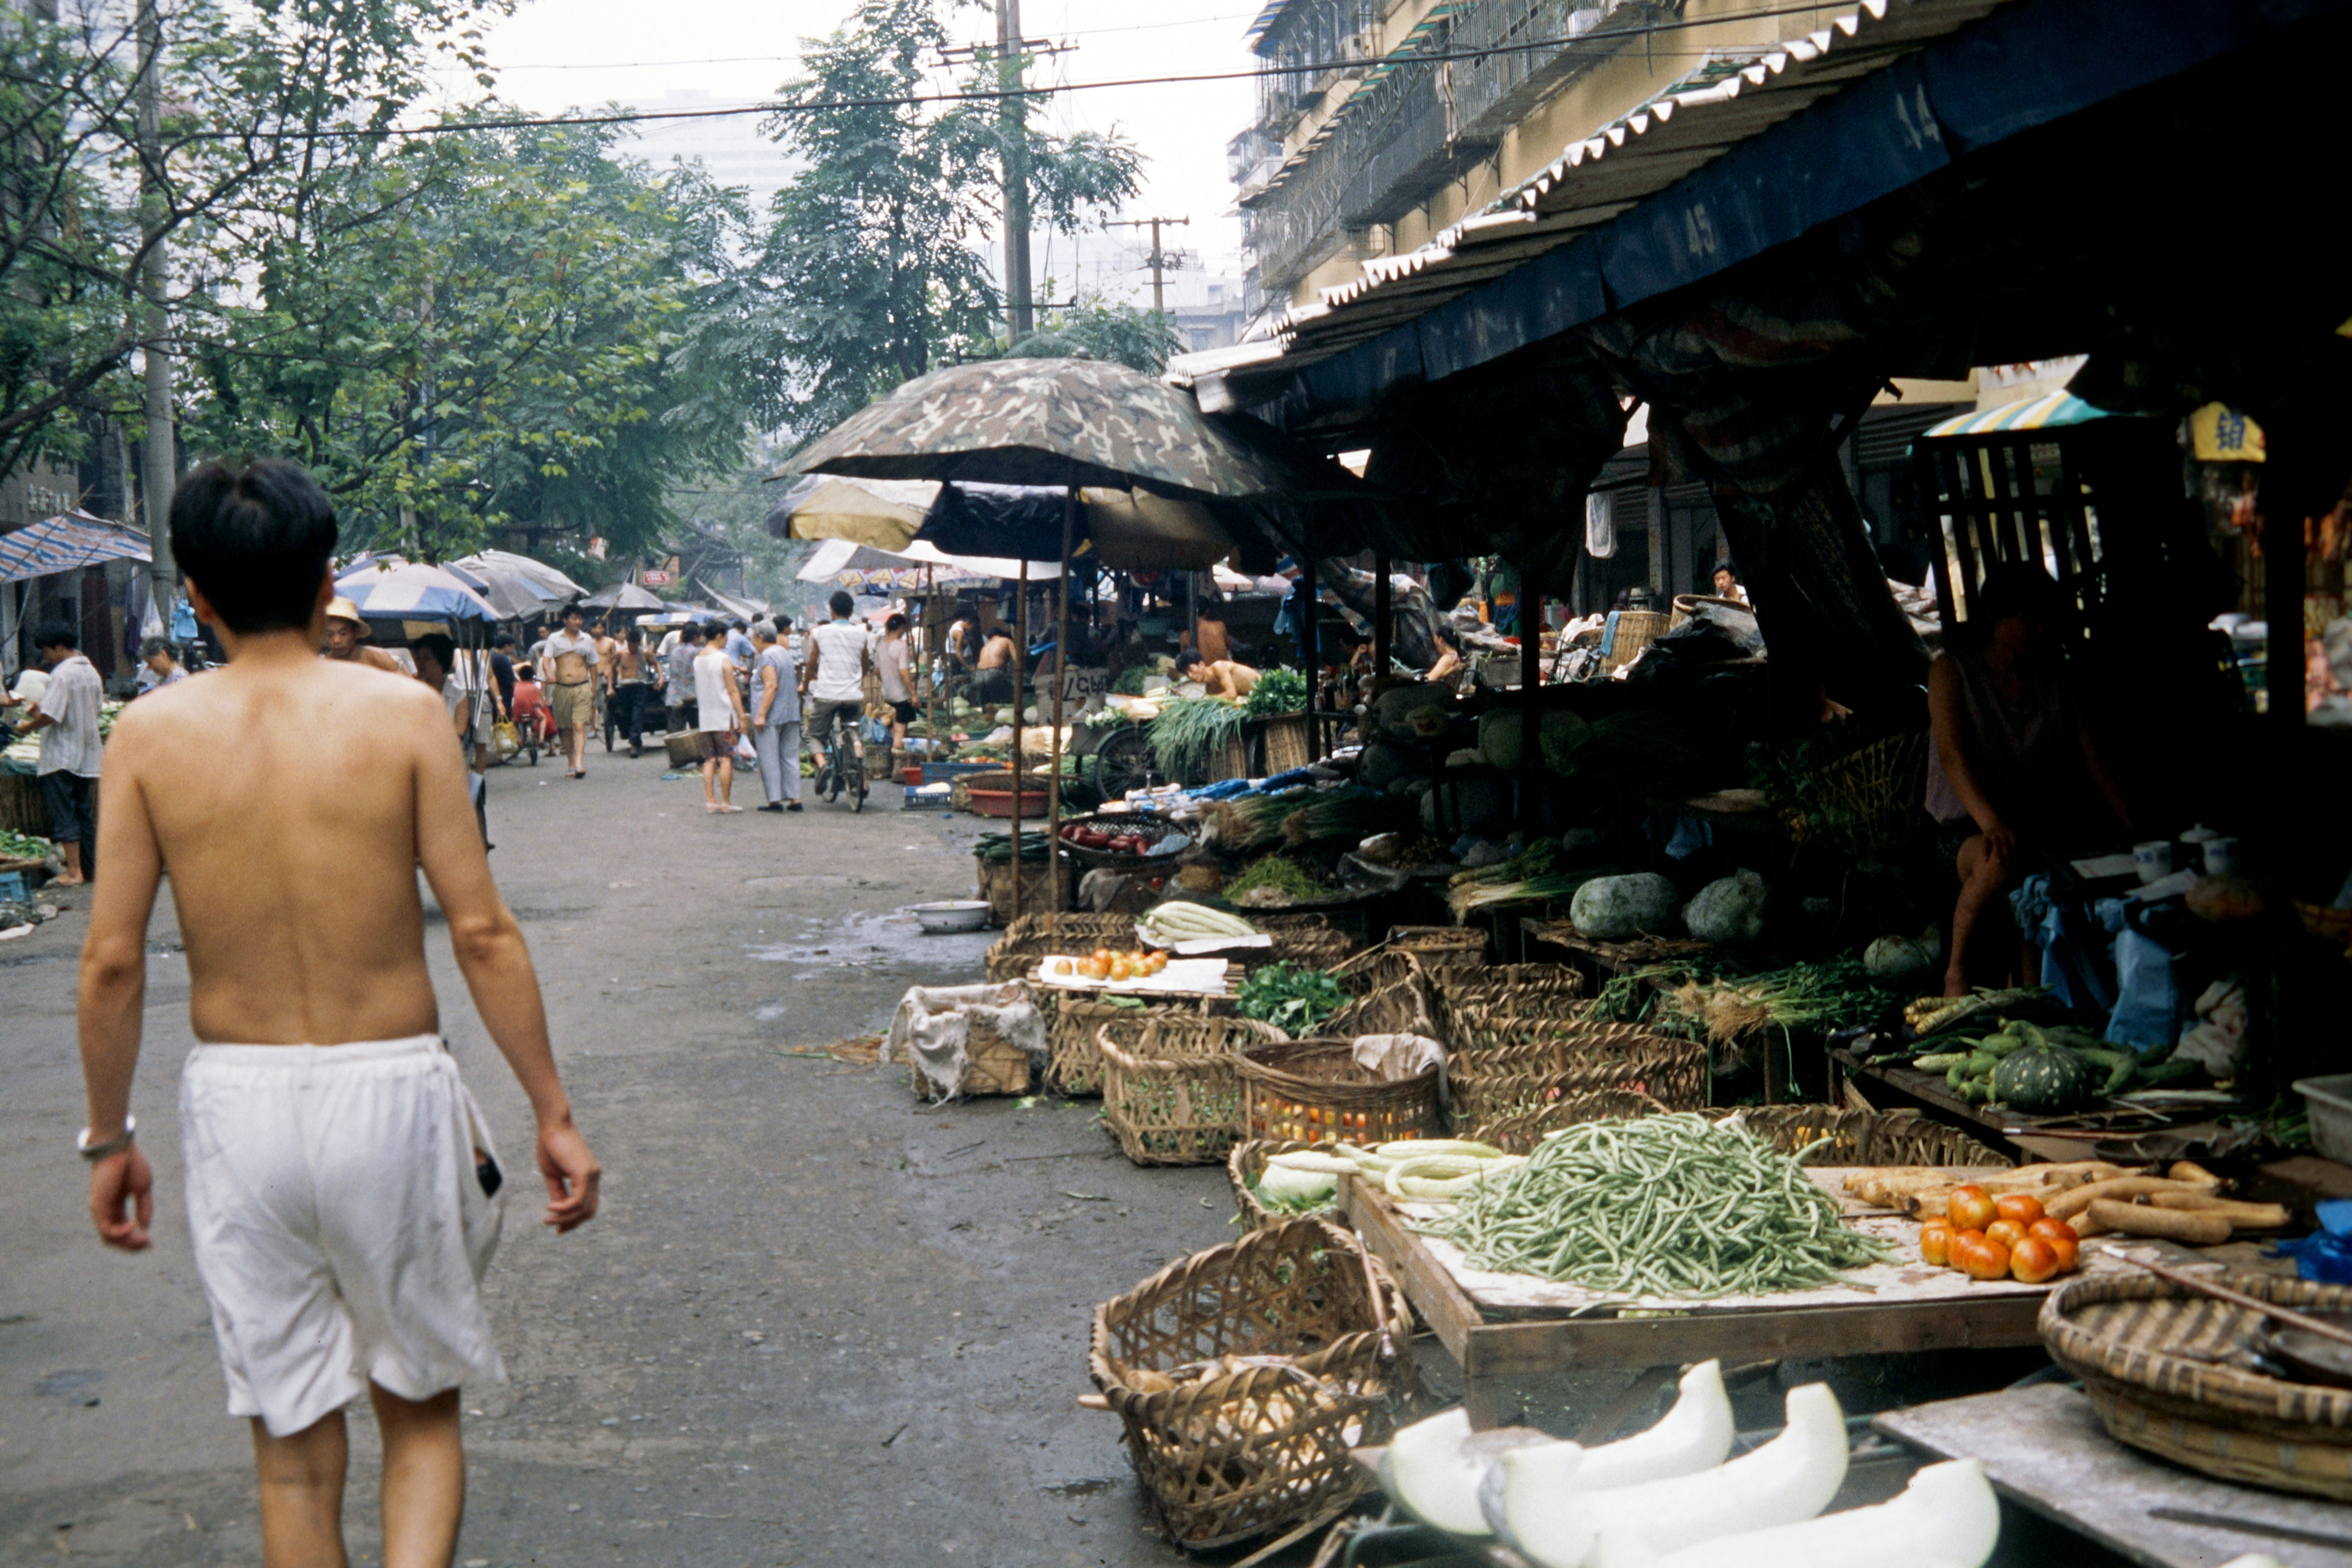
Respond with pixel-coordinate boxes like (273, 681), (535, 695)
(77, 1116), (136, 1161)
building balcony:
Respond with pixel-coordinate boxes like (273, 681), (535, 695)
(1241, 0), (1620, 298)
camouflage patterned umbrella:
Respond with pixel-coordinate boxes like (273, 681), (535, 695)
(779, 358), (1288, 498)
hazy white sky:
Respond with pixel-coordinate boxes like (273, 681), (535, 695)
(465, 0), (1259, 295)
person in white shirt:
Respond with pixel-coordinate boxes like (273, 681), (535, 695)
(691, 622), (750, 813)
(801, 591), (873, 802)
(539, 604), (599, 778)
(13, 622), (104, 884)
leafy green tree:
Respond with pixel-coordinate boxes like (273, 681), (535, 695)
(1001, 292), (1185, 374)
(0, 0), (509, 484)
(185, 121), (754, 562)
(739, 0), (1144, 446)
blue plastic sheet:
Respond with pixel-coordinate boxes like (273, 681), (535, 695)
(2098, 897), (2180, 1050)
(2271, 1198), (2352, 1285)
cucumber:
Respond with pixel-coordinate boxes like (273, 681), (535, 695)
(1914, 1052), (1970, 1072)
(2134, 1057), (2202, 1088)
(2070, 1046), (2141, 1096)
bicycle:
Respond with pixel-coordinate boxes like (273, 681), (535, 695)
(810, 701), (867, 812)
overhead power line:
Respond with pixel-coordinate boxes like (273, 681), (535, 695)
(161, 1), (1876, 144)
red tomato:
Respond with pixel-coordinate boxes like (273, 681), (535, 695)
(1986, 1218), (2027, 1253)
(2028, 1218), (2080, 1271)
(2009, 1237), (2061, 1284)
(1959, 1236), (2012, 1281)
(1919, 1221), (1953, 1268)
(1994, 1193), (2045, 1226)
(1947, 1185), (1996, 1232)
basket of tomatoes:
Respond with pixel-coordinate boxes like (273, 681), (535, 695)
(1918, 1183), (2085, 1285)
(1057, 813), (1186, 870)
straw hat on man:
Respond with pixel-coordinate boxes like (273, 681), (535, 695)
(322, 597), (401, 671)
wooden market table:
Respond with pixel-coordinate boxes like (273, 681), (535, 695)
(1879, 1381), (2352, 1566)
(1339, 1168), (2058, 1429)
(1827, 1044), (2239, 1166)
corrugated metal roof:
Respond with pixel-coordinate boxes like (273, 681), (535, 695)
(1271, 0), (2013, 354)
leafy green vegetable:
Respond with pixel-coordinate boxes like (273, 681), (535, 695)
(1148, 696), (1246, 782)
(1236, 962), (1350, 1036)
(1112, 665), (1157, 696)
(0, 829), (52, 861)
(1243, 666), (1308, 717)
(1223, 855), (1329, 903)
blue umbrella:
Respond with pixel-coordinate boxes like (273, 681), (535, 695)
(334, 560), (499, 622)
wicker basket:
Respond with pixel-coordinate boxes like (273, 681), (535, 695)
(1326, 974), (1441, 1040)
(1255, 914), (1362, 970)
(1430, 965), (1588, 1033)
(987, 912), (1148, 981)
(1259, 712), (1315, 775)
(2041, 1271), (2352, 1500)
(1227, 1138), (1344, 1230)
(0, 772), (49, 838)
(1449, 1021), (1709, 1127)
(1045, 995), (1229, 1097)
(1602, 609), (1672, 672)
(975, 851), (1072, 927)
(1781, 732), (1931, 854)
(1467, 1089), (1674, 1155)
(1099, 1015), (1289, 1167)
(1730, 1105), (2011, 1167)
(1382, 926), (1490, 971)
(1089, 1217), (1414, 1548)
(1669, 593), (1751, 628)
(1234, 1039), (1445, 1146)
(904, 1018), (1034, 1101)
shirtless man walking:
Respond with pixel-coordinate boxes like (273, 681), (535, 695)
(541, 604), (599, 778)
(77, 459), (600, 1568)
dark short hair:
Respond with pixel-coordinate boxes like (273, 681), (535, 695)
(492, 631), (514, 649)
(140, 637), (175, 659)
(413, 632), (456, 668)
(625, 625), (642, 645)
(169, 460), (340, 633)
(1713, 562), (1739, 579)
(700, 622), (725, 642)
(885, 612), (908, 634)
(34, 620), (78, 650)
(562, 603), (585, 620)
(732, 620), (747, 632)
(829, 591), (854, 618)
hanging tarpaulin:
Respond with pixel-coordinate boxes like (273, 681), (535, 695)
(1585, 491), (1618, 559)
(0, 511), (151, 584)
(1078, 487), (1234, 571)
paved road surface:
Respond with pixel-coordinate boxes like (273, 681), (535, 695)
(0, 751), (1234, 1566)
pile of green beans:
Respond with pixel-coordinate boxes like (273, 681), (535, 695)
(1415, 1113), (1896, 1300)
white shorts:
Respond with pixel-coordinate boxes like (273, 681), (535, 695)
(179, 1034), (507, 1436)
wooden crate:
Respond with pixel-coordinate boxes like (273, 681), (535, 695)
(0, 772), (49, 838)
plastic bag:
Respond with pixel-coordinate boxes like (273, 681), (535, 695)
(492, 720), (521, 759)
(2271, 1198), (2352, 1284)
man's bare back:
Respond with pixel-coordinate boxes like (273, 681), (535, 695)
(101, 649), (470, 1044)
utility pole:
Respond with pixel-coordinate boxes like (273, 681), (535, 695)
(996, 0), (1032, 343)
(1108, 216), (1190, 318)
(135, 0), (178, 626)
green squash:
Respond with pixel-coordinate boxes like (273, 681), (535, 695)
(1989, 1042), (2099, 1113)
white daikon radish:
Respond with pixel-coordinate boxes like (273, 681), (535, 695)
(1480, 1362), (1734, 1544)
(1381, 1410), (1555, 1537)
(1504, 1381), (1849, 1568)
(1255, 1163), (1338, 1204)
(1644, 1457), (1999, 1568)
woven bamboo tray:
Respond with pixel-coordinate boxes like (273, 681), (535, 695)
(1043, 995), (1229, 1097)
(904, 1018), (1033, 1101)
(1382, 925), (1489, 971)
(1098, 1015), (1289, 1167)
(986, 912), (1145, 980)
(1731, 1105), (2011, 1168)
(1234, 1038), (1444, 1146)
(2041, 1271), (2352, 1499)
(1466, 1089), (1674, 1155)
(1089, 1217), (1414, 1549)
(1227, 1138), (1343, 1230)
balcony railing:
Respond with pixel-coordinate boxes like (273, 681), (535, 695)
(1244, 0), (1620, 296)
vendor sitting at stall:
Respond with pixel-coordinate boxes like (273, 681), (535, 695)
(1927, 562), (2133, 996)
(1184, 657), (1259, 700)
(1425, 624), (1465, 687)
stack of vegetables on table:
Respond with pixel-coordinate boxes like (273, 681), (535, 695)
(1896, 1000), (2208, 1110)
(1247, 1140), (1522, 1216)
(0, 829), (52, 863)
(1376, 1358), (2002, 1568)
(1133, 901), (1256, 947)
(1845, 1157), (2286, 1266)
(1416, 1113), (1896, 1299)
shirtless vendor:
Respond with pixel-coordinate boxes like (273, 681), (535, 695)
(77, 458), (600, 1568)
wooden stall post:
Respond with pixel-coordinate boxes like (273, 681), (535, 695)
(1011, 559), (1027, 923)
(1301, 530), (1320, 761)
(1048, 482), (1074, 878)
(1373, 552), (1393, 676)
(922, 565), (938, 782)
(1519, 571), (1543, 835)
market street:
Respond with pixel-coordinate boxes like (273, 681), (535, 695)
(0, 756), (1237, 1568)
